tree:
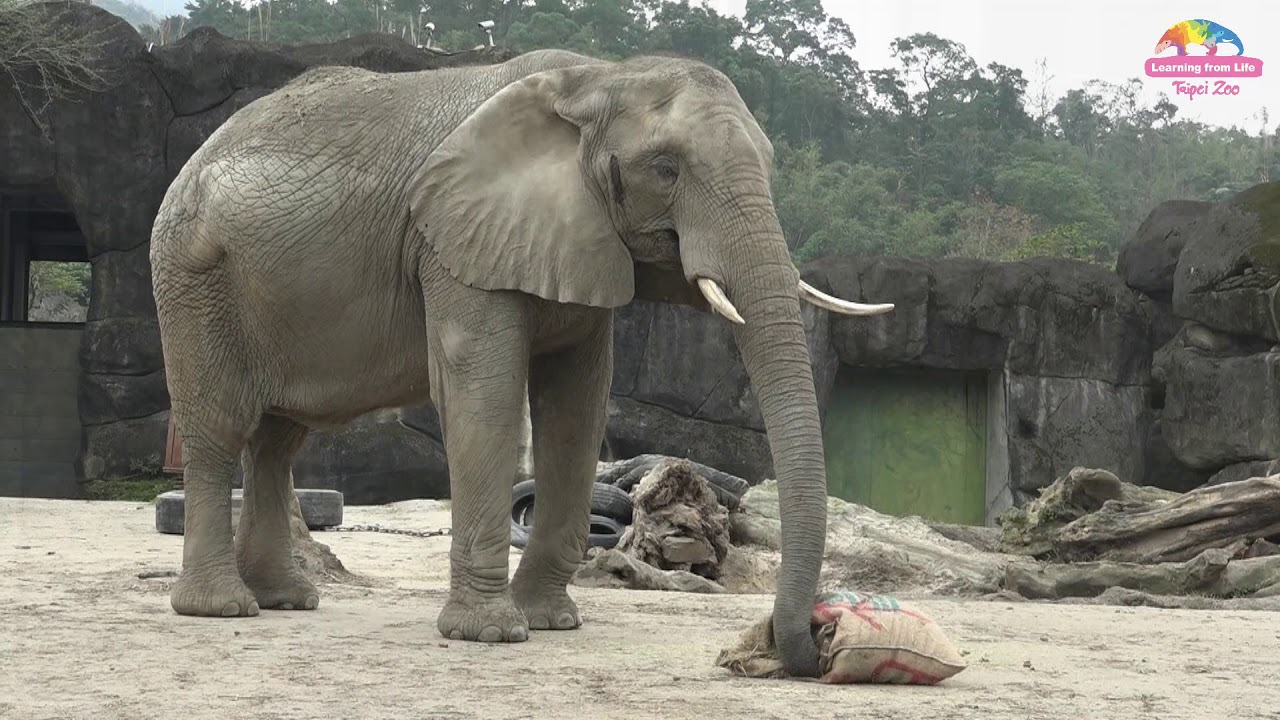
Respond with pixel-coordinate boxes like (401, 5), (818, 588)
(0, 0), (113, 136)
(81, 0), (1280, 269)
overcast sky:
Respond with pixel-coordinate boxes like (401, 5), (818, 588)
(705, 0), (1277, 132)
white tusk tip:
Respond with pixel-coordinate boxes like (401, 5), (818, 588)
(696, 277), (745, 325)
(798, 280), (896, 316)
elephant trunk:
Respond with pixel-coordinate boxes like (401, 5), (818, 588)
(689, 206), (828, 678)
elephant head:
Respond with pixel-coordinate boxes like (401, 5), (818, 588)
(409, 53), (893, 677)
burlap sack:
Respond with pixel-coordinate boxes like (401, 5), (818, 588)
(716, 590), (967, 684)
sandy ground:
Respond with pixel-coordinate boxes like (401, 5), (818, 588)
(2, 498), (1279, 720)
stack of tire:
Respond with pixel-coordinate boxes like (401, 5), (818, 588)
(509, 455), (749, 550)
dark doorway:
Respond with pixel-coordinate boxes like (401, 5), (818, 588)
(1, 191), (90, 324)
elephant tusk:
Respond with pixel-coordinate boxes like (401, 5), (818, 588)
(697, 278), (745, 325)
(798, 280), (895, 316)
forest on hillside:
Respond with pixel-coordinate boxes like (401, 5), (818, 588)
(125, 0), (1279, 265)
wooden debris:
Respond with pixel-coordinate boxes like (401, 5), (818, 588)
(572, 548), (725, 593)
(615, 459), (731, 579)
(1054, 476), (1280, 563)
(1005, 547), (1280, 600)
(999, 467), (1180, 558)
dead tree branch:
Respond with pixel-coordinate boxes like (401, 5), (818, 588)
(0, 0), (114, 137)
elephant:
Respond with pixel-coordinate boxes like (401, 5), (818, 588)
(148, 47), (893, 678)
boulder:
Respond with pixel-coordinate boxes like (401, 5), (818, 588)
(76, 409), (169, 481)
(607, 299), (835, 482)
(1155, 326), (1280, 469)
(1140, 413), (1215, 492)
(1004, 374), (1149, 497)
(1118, 199), (1213, 298)
(606, 395), (774, 483)
(804, 256), (1151, 386)
(1173, 182), (1280, 340)
(1138, 295), (1183, 359)
(1205, 458), (1280, 487)
(293, 409), (449, 504)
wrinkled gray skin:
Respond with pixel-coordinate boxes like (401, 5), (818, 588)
(150, 49), (871, 677)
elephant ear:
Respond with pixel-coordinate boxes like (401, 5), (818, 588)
(408, 68), (634, 308)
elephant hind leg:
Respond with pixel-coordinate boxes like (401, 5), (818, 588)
(235, 414), (319, 611)
(512, 310), (613, 631)
(169, 405), (260, 618)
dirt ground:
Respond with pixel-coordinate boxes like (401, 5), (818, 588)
(2, 498), (1278, 720)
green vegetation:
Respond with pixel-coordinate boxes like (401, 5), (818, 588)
(83, 454), (174, 501)
(83, 476), (174, 501)
(106, 0), (1280, 264)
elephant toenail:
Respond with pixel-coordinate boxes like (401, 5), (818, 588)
(449, 630), (465, 640)
(305, 596), (319, 610)
(557, 613), (576, 629)
(510, 626), (528, 642)
(280, 603), (295, 610)
(247, 601), (260, 616)
(478, 626), (503, 642)
(528, 616), (549, 630)
(221, 602), (240, 617)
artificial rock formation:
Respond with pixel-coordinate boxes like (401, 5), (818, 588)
(13, 3), (1274, 507)
(1119, 183), (1280, 488)
(805, 255), (1152, 499)
(0, 3), (507, 500)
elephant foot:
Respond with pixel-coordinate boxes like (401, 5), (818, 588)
(171, 564), (261, 617)
(517, 589), (583, 627)
(437, 592), (529, 643)
(513, 587), (581, 631)
(242, 569), (320, 611)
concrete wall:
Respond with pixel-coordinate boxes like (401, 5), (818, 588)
(0, 324), (82, 497)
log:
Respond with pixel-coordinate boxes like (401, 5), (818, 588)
(1055, 476), (1280, 563)
(998, 467), (1180, 558)
(1004, 547), (1280, 600)
(733, 480), (1013, 596)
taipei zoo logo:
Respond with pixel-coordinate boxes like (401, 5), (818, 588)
(1145, 19), (1264, 101)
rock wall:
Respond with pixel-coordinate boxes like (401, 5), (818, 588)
(1121, 182), (1280, 489)
(11, 3), (1269, 507)
(0, 3), (508, 500)
(607, 255), (1154, 504)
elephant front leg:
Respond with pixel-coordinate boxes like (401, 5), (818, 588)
(511, 312), (613, 631)
(429, 314), (531, 643)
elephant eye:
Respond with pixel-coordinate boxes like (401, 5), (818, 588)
(652, 156), (679, 183)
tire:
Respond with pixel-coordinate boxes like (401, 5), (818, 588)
(605, 455), (747, 511)
(154, 488), (344, 535)
(509, 514), (624, 550)
(510, 479), (633, 525)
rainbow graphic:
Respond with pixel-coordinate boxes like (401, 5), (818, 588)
(1154, 19), (1243, 56)
(1145, 18), (1263, 81)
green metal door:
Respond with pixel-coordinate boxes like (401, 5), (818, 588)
(822, 367), (988, 525)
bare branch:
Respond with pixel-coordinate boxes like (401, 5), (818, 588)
(0, 0), (115, 138)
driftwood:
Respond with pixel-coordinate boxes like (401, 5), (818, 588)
(572, 548), (726, 593)
(614, 459), (731, 579)
(732, 480), (1013, 596)
(1054, 476), (1280, 563)
(1005, 547), (1280, 600)
(999, 467), (1180, 558)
